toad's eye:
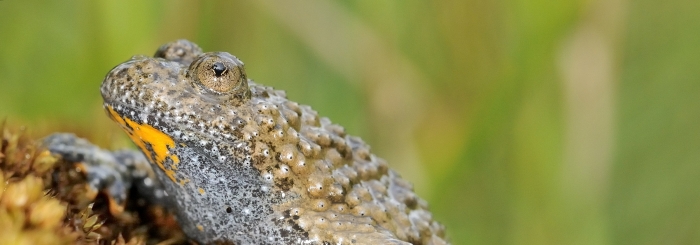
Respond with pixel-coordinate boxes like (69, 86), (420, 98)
(188, 52), (250, 100)
(154, 39), (203, 65)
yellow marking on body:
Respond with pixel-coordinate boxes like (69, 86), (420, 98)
(107, 194), (126, 216)
(198, 187), (205, 195)
(197, 224), (204, 232)
(106, 106), (181, 184)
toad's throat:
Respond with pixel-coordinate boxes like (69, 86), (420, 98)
(106, 105), (184, 185)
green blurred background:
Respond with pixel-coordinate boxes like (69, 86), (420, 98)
(1, 0), (699, 244)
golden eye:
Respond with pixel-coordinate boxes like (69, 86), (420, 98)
(188, 52), (249, 99)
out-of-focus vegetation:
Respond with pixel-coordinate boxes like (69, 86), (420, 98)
(1, 0), (699, 244)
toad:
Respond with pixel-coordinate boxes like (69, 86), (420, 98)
(48, 40), (448, 245)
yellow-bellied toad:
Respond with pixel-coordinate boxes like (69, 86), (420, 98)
(64, 40), (448, 245)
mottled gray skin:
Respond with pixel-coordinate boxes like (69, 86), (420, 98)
(100, 40), (448, 245)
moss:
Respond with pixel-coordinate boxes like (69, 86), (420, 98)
(0, 123), (185, 245)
